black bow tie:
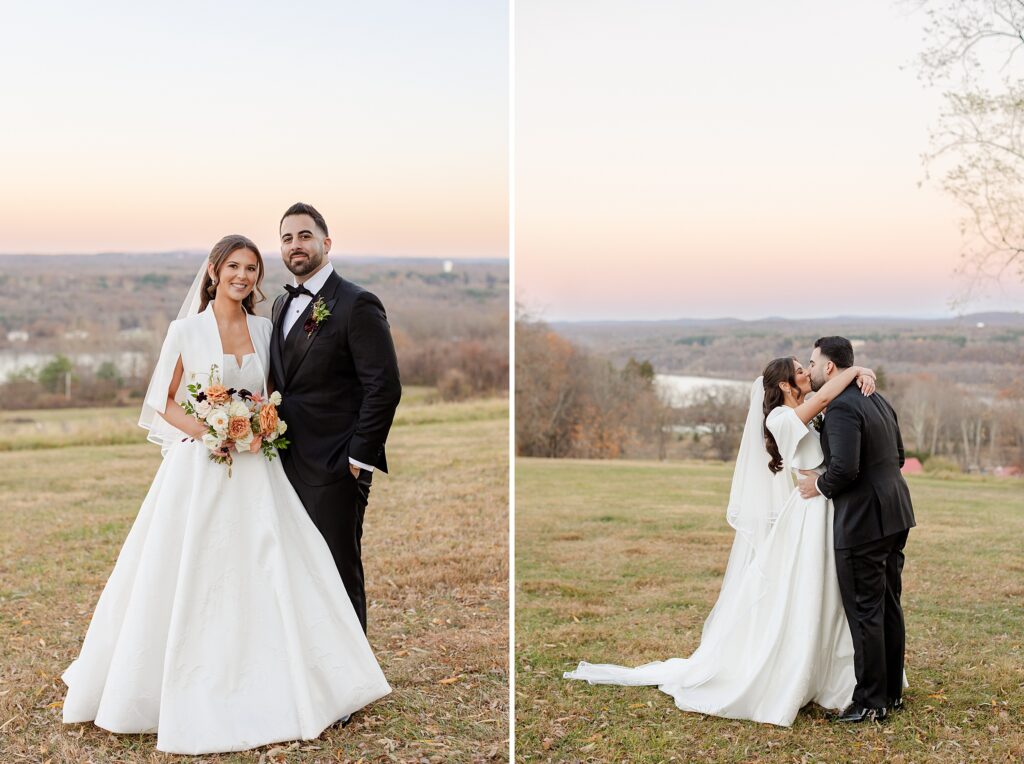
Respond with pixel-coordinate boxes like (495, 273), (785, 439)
(283, 283), (313, 299)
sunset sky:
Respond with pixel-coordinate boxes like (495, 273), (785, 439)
(515, 0), (1024, 319)
(0, 1), (507, 259)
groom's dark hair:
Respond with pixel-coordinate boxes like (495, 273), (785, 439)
(280, 202), (329, 237)
(814, 336), (854, 369)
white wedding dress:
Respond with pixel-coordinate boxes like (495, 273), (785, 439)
(62, 310), (391, 754)
(565, 394), (856, 726)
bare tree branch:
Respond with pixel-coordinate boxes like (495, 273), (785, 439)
(915, 2), (1024, 302)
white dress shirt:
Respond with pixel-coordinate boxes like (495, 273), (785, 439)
(282, 261), (374, 473)
(282, 261), (335, 338)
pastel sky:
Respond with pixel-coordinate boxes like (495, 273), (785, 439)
(515, 0), (1024, 319)
(0, 1), (507, 259)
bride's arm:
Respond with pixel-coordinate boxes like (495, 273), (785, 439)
(157, 357), (207, 440)
(792, 366), (875, 425)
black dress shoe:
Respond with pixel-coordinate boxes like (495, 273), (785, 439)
(888, 697), (905, 714)
(837, 704), (888, 722)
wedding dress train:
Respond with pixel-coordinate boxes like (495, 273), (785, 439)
(565, 401), (856, 726)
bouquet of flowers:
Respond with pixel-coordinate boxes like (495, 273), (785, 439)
(180, 364), (290, 475)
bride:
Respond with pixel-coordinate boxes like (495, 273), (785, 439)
(61, 235), (391, 754)
(565, 357), (878, 726)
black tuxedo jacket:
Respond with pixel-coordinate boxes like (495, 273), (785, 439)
(270, 270), (401, 486)
(818, 386), (916, 549)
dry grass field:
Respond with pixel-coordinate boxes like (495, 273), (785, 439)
(0, 389), (509, 763)
(515, 458), (1023, 763)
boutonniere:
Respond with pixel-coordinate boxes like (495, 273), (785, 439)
(303, 297), (331, 338)
(811, 413), (824, 432)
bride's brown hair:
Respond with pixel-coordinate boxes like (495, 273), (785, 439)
(761, 356), (799, 474)
(199, 234), (266, 315)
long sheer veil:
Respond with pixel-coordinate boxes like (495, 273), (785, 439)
(137, 258), (208, 454)
(701, 376), (793, 637)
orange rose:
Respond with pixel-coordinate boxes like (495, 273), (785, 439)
(258, 404), (279, 435)
(227, 416), (251, 441)
(206, 384), (230, 404)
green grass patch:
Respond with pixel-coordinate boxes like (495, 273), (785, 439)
(0, 396), (509, 763)
(0, 386), (505, 451)
(515, 457), (1024, 763)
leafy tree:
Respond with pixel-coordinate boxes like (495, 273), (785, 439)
(623, 357), (656, 384)
(6, 367), (36, 384)
(96, 361), (122, 386)
(874, 364), (889, 390)
(39, 355), (74, 393)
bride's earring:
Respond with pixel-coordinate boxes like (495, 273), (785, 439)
(781, 383), (796, 403)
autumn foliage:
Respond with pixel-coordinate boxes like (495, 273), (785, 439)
(515, 317), (669, 458)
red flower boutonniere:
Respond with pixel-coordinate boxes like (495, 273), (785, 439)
(304, 297), (331, 338)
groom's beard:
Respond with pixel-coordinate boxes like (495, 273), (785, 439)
(809, 375), (825, 392)
(285, 247), (324, 277)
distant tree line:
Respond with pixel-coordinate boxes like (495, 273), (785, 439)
(395, 330), (508, 402)
(517, 318), (1024, 474)
(2, 355), (129, 409)
(0, 258), (509, 409)
(554, 321), (1024, 388)
(516, 316), (670, 458)
(672, 373), (1024, 473)
(888, 373), (1024, 473)
(1, 320), (508, 410)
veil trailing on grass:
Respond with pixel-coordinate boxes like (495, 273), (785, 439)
(701, 376), (793, 637)
(137, 259), (207, 454)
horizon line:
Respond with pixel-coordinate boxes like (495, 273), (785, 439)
(544, 311), (1023, 323)
(0, 251), (509, 262)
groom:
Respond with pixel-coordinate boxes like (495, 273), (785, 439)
(798, 336), (915, 723)
(271, 202), (402, 633)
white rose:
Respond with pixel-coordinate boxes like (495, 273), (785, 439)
(276, 420), (287, 436)
(228, 400), (249, 418)
(194, 399), (212, 418)
(201, 433), (222, 452)
(269, 391), (282, 406)
(264, 430), (278, 442)
(208, 410), (229, 435)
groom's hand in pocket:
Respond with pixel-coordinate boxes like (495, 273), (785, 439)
(349, 463), (361, 479)
(798, 470), (821, 499)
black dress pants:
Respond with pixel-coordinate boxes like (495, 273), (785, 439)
(283, 461), (372, 633)
(835, 528), (909, 709)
